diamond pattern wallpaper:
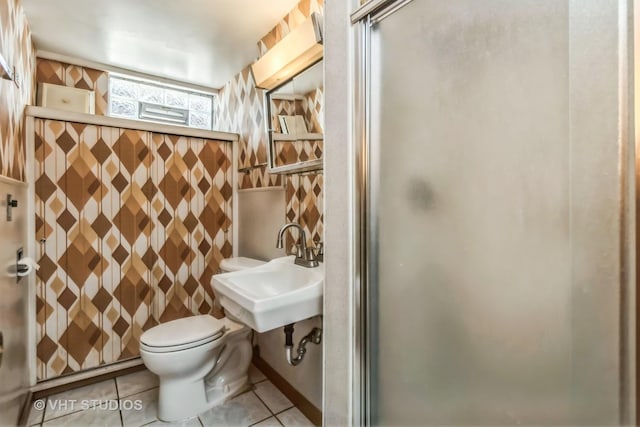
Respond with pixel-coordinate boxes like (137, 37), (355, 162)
(285, 173), (324, 253)
(216, 0), (325, 252)
(36, 58), (109, 116)
(34, 118), (232, 380)
(302, 87), (323, 134)
(0, 0), (36, 180)
(215, 65), (280, 189)
(274, 139), (323, 168)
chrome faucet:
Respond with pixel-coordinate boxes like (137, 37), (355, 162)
(276, 223), (320, 268)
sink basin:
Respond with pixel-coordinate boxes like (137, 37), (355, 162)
(212, 256), (323, 332)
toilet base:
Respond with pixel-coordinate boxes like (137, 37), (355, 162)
(157, 374), (249, 422)
(155, 325), (253, 422)
(205, 373), (250, 408)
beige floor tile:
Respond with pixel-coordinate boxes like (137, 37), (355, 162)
(116, 369), (159, 398)
(42, 406), (121, 426)
(253, 382), (293, 414)
(121, 388), (158, 427)
(144, 416), (202, 426)
(27, 398), (46, 426)
(276, 408), (314, 427)
(44, 380), (118, 421)
(252, 416), (282, 427)
(198, 391), (270, 427)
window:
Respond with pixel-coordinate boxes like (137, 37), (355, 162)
(109, 75), (215, 130)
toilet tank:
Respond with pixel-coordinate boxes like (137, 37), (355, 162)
(219, 257), (265, 273)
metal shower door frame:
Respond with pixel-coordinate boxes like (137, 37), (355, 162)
(351, 1), (415, 426)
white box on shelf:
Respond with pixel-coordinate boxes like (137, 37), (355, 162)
(37, 83), (95, 114)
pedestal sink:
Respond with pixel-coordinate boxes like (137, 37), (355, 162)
(212, 256), (323, 332)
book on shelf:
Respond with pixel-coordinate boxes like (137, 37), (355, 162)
(278, 115), (289, 134)
(283, 115), (308, 135)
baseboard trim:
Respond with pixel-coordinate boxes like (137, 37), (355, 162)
(252, 350), (322, 426)
(32, 364), (146, 400)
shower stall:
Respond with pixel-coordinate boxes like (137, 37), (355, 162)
(351, 0), (635, 425)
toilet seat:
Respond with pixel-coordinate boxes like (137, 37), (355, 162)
(140, 315), (226, 353)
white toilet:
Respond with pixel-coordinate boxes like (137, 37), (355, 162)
(139, 257), (265, 421)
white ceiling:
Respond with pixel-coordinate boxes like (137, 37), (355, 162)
(22, 0), (301, 89)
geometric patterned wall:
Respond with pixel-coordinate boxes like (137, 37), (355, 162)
(270, 98), (303, 133)
(36, 58), (109, 116)
(302, 86), (323, 134)
(216, 0), (324, 250)
(0, 0), (35, 180)
(285, 173), (323, 252)
(270, 88), (323, 134)
(274, 139), (323, 168)
(215, 65), (280, 189)
(34, 118), (232, 380)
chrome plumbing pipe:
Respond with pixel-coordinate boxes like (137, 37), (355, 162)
(283, 324), (322, 366)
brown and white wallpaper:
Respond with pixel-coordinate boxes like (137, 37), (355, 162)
(0, 0), (35, 180)
(215, 66), (277, 184)
(36, 58), (109, 116)
(302, 86), (323, 134)
(216, 0), (324, 248)
(285, 173), (323, 252)
(34, 118), (232, 380)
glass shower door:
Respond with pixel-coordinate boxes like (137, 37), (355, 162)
(359, 0), (633, 425)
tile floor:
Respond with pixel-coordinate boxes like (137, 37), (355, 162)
(26, 365), (315, 427)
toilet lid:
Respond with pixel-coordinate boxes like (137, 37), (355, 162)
(140, 315), (226, 348)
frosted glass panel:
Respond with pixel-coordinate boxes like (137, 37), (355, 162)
(165, 89), (189, 108)
(110, 98), (138, 119)
(189, 111), (212, 129)
(369, 0), (627, 425)
(110, 78), (138, 100)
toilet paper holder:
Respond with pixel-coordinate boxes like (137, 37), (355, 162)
(14, 248), (39, 283)
(16, 247), (24, 284)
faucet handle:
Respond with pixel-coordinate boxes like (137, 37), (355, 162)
(311, 241), (323, 262)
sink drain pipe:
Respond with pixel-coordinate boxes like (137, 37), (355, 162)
(284, 323), (322, 366)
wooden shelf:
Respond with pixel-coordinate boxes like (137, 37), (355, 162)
(269, 159), (323, 175)
(272, 132), (323, 142)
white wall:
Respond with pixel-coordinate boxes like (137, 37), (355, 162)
(238, 188), (286, 261)
(323, 0), (355, 425)
(257, 316), (323, 408)
(0, 178), (30, 425)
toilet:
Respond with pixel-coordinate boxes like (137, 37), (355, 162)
(139, 257), (265, 421)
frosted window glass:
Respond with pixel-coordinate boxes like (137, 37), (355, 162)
(139, 84), (164, 105)
(165, 89), (189, 108)
(110, 78), (138, 100)
(189, 93), (212, 113)
(110, 98), (137, 118)
(109, 76), (215, 130)
(189, 111), (211, 129)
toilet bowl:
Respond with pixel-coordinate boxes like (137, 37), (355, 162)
(139, 257), (265, 421)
